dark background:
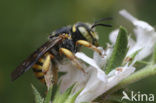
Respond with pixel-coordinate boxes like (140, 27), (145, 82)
(0, 0), (156, 103)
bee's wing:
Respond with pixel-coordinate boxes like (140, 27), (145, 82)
(11, 36), (62, 81)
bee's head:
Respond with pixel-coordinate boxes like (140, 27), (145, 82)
(72, 18), (112, 46)
(72, 22), (98, 46)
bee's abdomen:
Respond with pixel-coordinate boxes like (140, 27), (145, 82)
(32, 58), (45, 83)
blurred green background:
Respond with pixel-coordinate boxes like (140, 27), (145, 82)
(0, 0), (156, 103)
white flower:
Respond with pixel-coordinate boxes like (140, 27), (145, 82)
(58, 61), (89, 93)
(75, 49), (135, 103)
(58, 47), (135, 103)
(110, 9), (156, 63)
(57, 9), (156, 103)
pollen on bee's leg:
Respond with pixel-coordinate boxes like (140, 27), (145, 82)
(42, 53), (54, 74)
(76, 40), (102, 56)
(59, 48), (85, 73)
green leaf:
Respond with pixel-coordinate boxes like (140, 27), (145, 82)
(44, 85), (53, 103)
(80, 102), (90, 103)
(31, 84), (44, 103)
(51, 84), (59, 101)
(133, 60), (149, 69)
(53, 84), (75, 103)
(105, 26), (128, 74)
(64, 88), (83, 103)
(152, 43), (156, 64)
(135, 60), (150, 65)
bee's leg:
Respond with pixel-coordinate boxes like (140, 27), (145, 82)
(59, 48), (85, 72)
(42, 53), (54, 73)
(42, 53), (58, 86)
(76, 40), (102, 56)
(51, 62), (58, 84)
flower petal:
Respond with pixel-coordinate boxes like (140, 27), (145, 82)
(109, 29), (119, 44)
(107, 65), (135, 89)
(120, 9), (156, 61)
(76, 68), (107, 103)
(93, 47), (113, 69)
(75, 52), (107, 82)
(76, 64), (135, 103)
(59, 62), (89, 93)
(120, 9), (154, 31)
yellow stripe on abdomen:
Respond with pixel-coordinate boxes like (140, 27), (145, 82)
(32, 56), (45, 83)
(32, 52), (52, 83)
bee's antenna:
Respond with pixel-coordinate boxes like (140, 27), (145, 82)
(91, 17), (113, 29)
(91, 23), (112, 29)
(94, 17), (113, 24)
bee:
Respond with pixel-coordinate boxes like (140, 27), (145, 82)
(11, 18), (112, 83)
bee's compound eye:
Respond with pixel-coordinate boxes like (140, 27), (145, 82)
(91, 31), (99, 40)
(78, 27), (92, 42)
(78, 27), (88, 37)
